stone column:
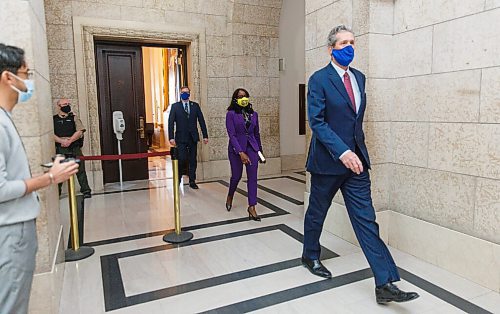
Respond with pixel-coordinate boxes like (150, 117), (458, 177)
(0, 0), (64, 313)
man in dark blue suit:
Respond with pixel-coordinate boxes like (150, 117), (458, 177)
(303, 25), (419, 304)
(168, 86), (208, 189)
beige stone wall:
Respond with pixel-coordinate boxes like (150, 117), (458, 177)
(0, 0), (65, 313)
(211, 0), (282, 162)
(44, 0), (282, 184)
(305, 0), (500, 244)
(389, 1), (500, 244)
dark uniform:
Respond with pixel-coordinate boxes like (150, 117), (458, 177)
(53, 113), (91, 196)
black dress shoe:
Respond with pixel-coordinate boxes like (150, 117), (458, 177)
(301, 256), (332, 279)
(189, 182), (199, 189)
(376, 283), (419, 304)
(83, 192), (92, 199)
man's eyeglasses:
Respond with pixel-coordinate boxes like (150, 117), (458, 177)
(17, 69), (34, 79)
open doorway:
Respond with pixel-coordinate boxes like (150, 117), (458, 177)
(95, 41), (188, 184)
(142, 46), (187, 180)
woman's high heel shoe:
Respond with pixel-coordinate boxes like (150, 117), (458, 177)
(225, 195), (233, 212)
(247, 206), (261, 221)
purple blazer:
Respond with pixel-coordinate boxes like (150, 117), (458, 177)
(226, 110), (263, 154)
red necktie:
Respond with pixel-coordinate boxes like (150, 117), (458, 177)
(343, 72), (356, 112)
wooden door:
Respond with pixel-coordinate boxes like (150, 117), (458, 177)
(95, 43), (148, 183)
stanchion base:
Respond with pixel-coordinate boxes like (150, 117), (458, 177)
(65, 246), (95, 262)
(163, 231), (193, 243)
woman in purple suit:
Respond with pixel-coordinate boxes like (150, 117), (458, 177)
(225, 88), (263, 221)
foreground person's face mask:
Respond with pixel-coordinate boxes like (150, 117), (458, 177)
(10, 73), (35, 103)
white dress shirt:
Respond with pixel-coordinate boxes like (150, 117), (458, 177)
(330, 61), (361, 114)
(330, 61), (362, 159)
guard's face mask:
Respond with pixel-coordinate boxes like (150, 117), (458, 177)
(61, 105), (71, 113)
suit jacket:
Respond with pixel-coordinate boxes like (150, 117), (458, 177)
(226, 110), (263, 154)
(168, 101), (208, 143)
(306, 63), (371, 175)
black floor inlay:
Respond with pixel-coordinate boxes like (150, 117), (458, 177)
(398, 268), (492, 314)
(201, 268), (374, 314)
(202, 267), (493, 314)
(100, 224), (338, 312)
(100, 222), (492, 314)
(255, 183), (303, 205)
(254, 175), (306, 184)
(85, 174), (492, 314)
(84, 180), (289, 247)
(242, 175), (306, 205)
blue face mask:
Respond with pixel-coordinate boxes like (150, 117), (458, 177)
(180, 92), (190, 101)
(331, 45), (355, 67)
(10, 73), (35, 103)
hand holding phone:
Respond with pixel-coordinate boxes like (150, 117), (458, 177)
(41, 156), (79, 184)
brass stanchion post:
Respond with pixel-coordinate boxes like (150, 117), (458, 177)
(68, 175), (80, 250)
(65, 171), (95, 261)
(163, 147), (193, 243)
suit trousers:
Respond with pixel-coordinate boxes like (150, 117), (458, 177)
(228, 148), (259, 206)
(177, 139), (198, 183)
(303, 171), (400, 287)
(0, 220), (38, 314)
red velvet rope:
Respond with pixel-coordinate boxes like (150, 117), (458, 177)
(78, 151), (170, 161)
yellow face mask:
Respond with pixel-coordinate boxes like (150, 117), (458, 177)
(237, 97), (249, 107)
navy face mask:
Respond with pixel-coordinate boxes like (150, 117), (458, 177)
(180, 92), (190, 101)
(331, 45), (355, 67)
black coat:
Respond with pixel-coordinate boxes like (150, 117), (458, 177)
(168, 101), (208, 143)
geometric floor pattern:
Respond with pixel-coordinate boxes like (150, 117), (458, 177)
(58, 162), (499, 313)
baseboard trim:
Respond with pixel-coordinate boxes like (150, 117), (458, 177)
(281, 154), (306, 171)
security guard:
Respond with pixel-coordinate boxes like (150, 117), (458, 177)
(53, 99), (92, 198)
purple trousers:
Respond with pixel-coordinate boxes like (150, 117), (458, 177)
(228, 148), (259, 206)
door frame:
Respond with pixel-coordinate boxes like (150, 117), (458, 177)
(94, 41), (189, 183)
(73, 19), (206, 190)
(94, 40), (189, 87)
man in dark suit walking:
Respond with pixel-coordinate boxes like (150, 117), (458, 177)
(302, 25), (419, 304)
(168, 86), (208, 189)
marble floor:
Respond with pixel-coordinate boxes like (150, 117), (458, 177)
(58, 160), (500, 314)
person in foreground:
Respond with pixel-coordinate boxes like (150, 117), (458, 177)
(168, 86), (208, 189)
(302, 26), (419, 304)
(0, 43), (79, 314)
(225, 88), (263, 221)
